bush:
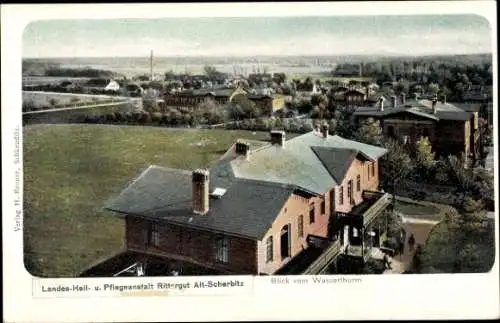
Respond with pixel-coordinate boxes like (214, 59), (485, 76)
(382, 237), (399, 252)
(362, 259), (386, 274)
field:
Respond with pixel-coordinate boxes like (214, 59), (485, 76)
(23, 91), (127, 108)
(23, 124), (271, 277)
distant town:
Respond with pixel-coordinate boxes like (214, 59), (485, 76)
(22, 51), (494, 278)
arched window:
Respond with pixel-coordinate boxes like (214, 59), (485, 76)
(266, 236), (273, 262)
(280, 224), (291, 259)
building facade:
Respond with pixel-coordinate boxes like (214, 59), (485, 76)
(354, 94), (481, 163)
(105, 128), (388, 276)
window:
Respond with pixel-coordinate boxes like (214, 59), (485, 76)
(309, 205), (315, 224)
(321, 200), (326, 215)
(298, 215), (304, 238)
(266, 236), (273, 262)
(371, 163), (375, 177)
(339, 186), (344, 205)
(329, 189), (335, 214)
(280, 224), (291, 259)
(348, 180), (354, 204)
(356, 174), (361, 192)
(147, 221), (160, 247)
(214, 236), (229, 263)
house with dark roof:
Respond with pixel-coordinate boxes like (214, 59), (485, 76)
(354, 93), (481, 164)
(164, 86), (248, 109)
(328, 86), (379, 107)
(104, 127), (391, 276)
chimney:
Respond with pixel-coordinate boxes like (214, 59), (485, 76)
(413, 92), (419, 101)
(378, 97), (384, 111)
(321, 122), (329, 139)
(391, 95), (397, 108)
(400, 93), (406, 105)
(270, 130), (286, 146)
(235, 140), (250, 160)
(315, 122), (321, 133)
(192, 169), (209, 215)
(432, 96), (438, 114)
(441, 95), (447, 104)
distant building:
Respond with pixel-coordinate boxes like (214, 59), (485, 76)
(164, 86), (248, 109)
(354, 94), (481, 165)
(329, 86), (379, 107)
(247, 94), (286, 113)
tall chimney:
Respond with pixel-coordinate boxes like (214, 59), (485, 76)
(378, 97), (384, 111)
(321, 122), (329, 139)
(391, 95), (397, 108)
(192, 169), (209, 215)
(270, 130), (286, 147)
(413, 92), (419, 101)
(150, 50), (154, 81)
(235, 140), (250, 160)
(441, 95), (447, 104)
(400, 93), (406, 105)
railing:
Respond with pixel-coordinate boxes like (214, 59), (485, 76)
(303, 239), (342, 275)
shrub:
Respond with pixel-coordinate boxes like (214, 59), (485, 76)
(382, 237), (399, 252)
(362, 259), (386, 274)
(151, 112), (163, 124)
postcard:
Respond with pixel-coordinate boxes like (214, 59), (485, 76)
(2, 1), (499, 322)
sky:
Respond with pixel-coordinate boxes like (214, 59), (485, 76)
(22, 15), (492, 58)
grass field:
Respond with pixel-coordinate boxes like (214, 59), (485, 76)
(23, 91), (121, 107)
(23, 124), (271, 277)
(394, 201), (441, 220)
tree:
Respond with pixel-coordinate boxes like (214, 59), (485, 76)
(204, 66), (220, 78)
(142, 90), (159, 112)
(394, 79), (410, 94)
(414, 136), (435, 169)
(48, 98), (59, 107)
(164, 70), (175, 81)
(379, 138), (413, 194)
(353, 117), (383, 146)
(333, 106), (357, 139)
(427, 83), (440, 95)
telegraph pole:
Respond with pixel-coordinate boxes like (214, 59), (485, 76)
(150, 50), (154, 81)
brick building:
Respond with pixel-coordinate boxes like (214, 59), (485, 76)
(105, 127), (389, 276)
(354, 94), (481, 164)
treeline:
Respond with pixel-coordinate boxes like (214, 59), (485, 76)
(332, 55), (493, 101)
(45, 68), (118, 78)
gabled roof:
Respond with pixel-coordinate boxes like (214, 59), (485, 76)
(105, 132), (387, 239)
(311, 147), (358, 183)
(105, 165), (295, 240)
(354, 98), (472, 121)
(230, 133), (387, 194)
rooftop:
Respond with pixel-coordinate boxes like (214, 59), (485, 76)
(354, 98), (472, 121)
(105, 132), (388, 239)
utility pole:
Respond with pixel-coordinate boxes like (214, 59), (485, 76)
(150, 50), (154, 81)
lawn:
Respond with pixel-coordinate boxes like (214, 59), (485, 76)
(393, 196), (452, 221)
(23, 124), (271, 277)
(394, 201), (441, 220)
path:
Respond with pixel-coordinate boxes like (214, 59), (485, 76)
(396, 216), (439, 271)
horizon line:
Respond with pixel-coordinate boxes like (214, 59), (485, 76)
(23, 52), (493, 60)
